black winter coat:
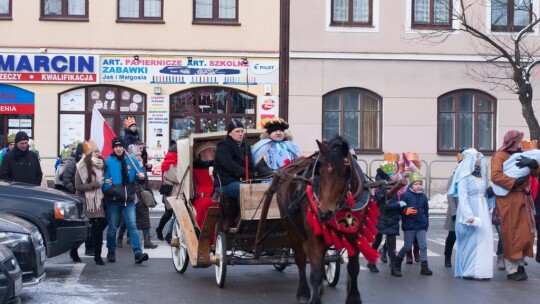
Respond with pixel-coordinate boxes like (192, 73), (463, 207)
(213, 136), (271, 186)
(0, 148), (42, 185)
(400, 186), (429, 231)
(62, 157), (78, 194)
(374, 187), (402, 236)
(123, 128), (141, 147)
(135, 172), (152, 230)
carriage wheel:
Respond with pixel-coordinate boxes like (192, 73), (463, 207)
(324, 248), (341, 287)
(273, 264), (287, 271)
(171, 221), (189, 274)
(213, 232), (227, 288)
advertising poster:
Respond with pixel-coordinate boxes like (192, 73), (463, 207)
(59, 114), (85, 152)
(146, 95), (170, 177)
(60, 87), (85, 111)
(100, 56), (279, 85)
(257, 96), (279, 129)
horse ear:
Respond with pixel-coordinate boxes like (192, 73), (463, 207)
(316, 140), (329, 153)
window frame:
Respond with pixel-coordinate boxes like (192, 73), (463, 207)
(330, 0), (373, 27)
(192, 0), (240, 25)
(40, 0), (89, 21)
(322, 87), (383, 153)
(0, 0), (12, 20)
(116, 0), (164, 23)
(437, 89), (497, 155)
(491, 0), (533, 32)
(411, 0), (453, 30)
(169, 86), (256, 140)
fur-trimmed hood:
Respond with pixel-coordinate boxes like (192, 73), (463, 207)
(260, 131), (294, 141)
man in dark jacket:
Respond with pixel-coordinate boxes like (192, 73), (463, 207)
(62, 143), (84, 194)
(102, 136), (149, 264)
(0, 131), (42, 185)
(213, 119), (271, 201)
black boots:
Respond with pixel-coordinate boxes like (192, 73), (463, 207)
(394, 257), (403, 277)
(135, 252), (149, 264)
(367, 263), (379, 273)
(155, 227), (164, 241)
(444, 255), (452, 267)
(70, 248), (82, 263)
(379, 246), (388, 263)
(107, 252), (116, 263)
(420, 261), (433, 275)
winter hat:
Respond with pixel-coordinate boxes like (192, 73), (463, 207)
(195, 142), (217, 156)
(14, 131), (29, 144)
(168, 144), (177, 153)
(124, 117), (136, 128)
(227, 119), (244, 134)
(111, 136), (126, 148)
(263, 117), (289, 134)
(74, 143), (84, 162)
(82, 139), (98, 155)
(127, 144), (141, 156)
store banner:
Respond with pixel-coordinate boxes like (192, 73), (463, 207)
(101, 56), (279, 85)
(256, 96), (279, 128)
(0, 84), (35, 114)
(146, 95), (170, 177)
(0, 53), (99, 83)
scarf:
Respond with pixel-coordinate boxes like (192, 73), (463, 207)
(12, 146), (29, 160)
(111, 151), (129, 185)
(76, 155), (105, 214)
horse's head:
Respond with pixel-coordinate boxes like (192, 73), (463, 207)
(315, 136), (352, 222)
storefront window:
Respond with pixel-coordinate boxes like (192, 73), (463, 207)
(170, 87), (256, 141)
(0, 84), (35, 149)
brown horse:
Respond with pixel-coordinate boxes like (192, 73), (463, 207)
(274, 136), (379, 304)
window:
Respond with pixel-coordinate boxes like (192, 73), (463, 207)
(331, 0), (372, 27)
(0, 0), (11, 20)
(170, 87), (255, 140)
(118, 0), (163, 22)
(193, 0), (238, 24)
(412, 0), (452, 29)
(437, 90), (496, 153)
(41, 0), (88, 20)
(492, 0), (532, 31)
(322, 88), (382, 151)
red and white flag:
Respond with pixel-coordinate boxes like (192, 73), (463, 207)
(91, 107), (116, 157)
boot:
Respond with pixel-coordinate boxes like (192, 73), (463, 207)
(367, 263), (379, 273)
(379, 245), (388, 264)
(413, 244), (420, 263)
(144, 234), (158, 249)
(155, 227), (164, 241)
(116, 234), (124, 248)
(420, 261), (433, 275)
(106, 252), (116, 263)
(518, 265), (528, 280)
(444, 255), (452, 268)
(390, 256), (401, 277)
(135, 252), (149, 264)
(70, 248), (82, 263)
(496, 254), (505, 270)
(394, 257), (403, 273)
(94, 244), (104, 265)
(406, 251), (413, 264)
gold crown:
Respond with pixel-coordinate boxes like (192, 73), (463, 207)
(7, 133), (16, 143)
(406, 152), (419, 161)
(124, 117), (136, 128)
(383, 152), (400, 163)
(522, 140), (538, 151)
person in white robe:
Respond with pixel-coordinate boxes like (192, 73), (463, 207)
(448, 148), (494, 280)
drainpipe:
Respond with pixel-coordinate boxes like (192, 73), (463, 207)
(279, 0), (290, 120)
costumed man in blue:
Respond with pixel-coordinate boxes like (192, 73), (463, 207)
(252, 118), (302, 170)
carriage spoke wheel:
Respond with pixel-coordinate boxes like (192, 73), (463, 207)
(324, 248), (341, 287)
(213, 232), (227, 288)
(171, 221), (189, 273)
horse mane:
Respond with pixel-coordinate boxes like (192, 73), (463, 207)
(322, 136), (350, 176)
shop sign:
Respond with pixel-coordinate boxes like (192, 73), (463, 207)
(146, 95), (170, 177)
(0, 54), (99, 84)
(257, 96), (279, 129)
(101, 56), (279, 85)
(0, 84), (35, 114)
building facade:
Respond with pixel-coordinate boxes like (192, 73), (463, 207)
(0, 0), (279, 177)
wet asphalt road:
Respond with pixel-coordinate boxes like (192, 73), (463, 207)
(19, 216), (540, 304)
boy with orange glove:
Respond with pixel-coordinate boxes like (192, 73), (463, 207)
(394, 171), (432, 276)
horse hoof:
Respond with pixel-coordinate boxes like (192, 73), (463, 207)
(297, 296), (310, 304)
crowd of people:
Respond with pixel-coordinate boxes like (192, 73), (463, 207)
(1, 119), (539, 282)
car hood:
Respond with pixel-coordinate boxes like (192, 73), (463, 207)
(0, 212), (37, 234)
(0, 180), (80, 203)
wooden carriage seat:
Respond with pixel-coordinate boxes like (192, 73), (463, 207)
(239, 183), (280, 220)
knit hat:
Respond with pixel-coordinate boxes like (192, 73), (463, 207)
(111, 136), (126, 148)
(127, 144), (141, 156)
(263, 117), (289, 134)
(408, 171), (423, 184)
(168, 144), (177, 153)
(124, 117), (136, 128)
(14, 131), (29, 144)
(227, 119), (244, 134)
(195, 142), (217, 156)
(82, 139), (98, 155)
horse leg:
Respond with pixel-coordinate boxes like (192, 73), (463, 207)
(285, 221), (310, 303)
(307, 238), (326, 304)
(346, 254), (362, 304)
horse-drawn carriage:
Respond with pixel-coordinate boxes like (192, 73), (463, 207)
(167, 130), (342, 289)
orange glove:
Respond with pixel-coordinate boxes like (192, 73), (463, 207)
(404, 208), (418, 216)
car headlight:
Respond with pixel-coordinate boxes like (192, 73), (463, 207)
(0, 232), (30, 247)
(31, 231), (44, 247)
(54, 201), (80, 220)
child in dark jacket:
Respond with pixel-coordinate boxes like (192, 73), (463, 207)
(395, 171), (433, 276)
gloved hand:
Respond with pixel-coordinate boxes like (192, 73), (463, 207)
(404, 207), (418, 216)
(512, 176), (527, 189)
(516, 156), (539, 169)
(398, 201), (407, 208)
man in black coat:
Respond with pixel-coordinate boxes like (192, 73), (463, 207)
(0, 131), (42, 185)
